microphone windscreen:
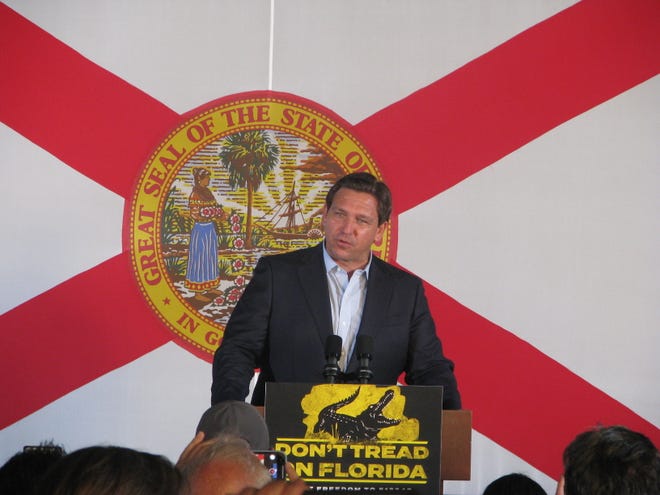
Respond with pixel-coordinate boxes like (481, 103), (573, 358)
(325, 335), (343, 358)
(356, 335), (374, 357)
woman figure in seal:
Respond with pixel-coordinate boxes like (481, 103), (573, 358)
(185, 167), (225, 302)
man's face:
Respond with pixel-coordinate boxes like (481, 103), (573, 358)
(322, 187), (386, 273)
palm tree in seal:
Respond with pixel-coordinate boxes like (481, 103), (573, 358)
(219, 130), (280, 248)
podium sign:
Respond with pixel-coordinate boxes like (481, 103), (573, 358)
(265, 383), (443, 494)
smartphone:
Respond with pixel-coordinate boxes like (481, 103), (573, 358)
(253, 450), (287, 480)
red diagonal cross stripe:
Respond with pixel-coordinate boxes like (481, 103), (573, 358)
(1, 0), (658, 479)
(0, 253), (172, 425)
(0, 2), (180, 198)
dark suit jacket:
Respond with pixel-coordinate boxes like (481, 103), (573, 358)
(212, 243), (461, 409)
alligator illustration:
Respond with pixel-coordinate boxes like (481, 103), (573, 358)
(314, 387), (401, 442)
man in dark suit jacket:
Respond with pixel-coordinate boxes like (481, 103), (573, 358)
(212, 172), (461, 409)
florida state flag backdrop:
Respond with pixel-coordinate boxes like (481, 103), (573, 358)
(1, 1), (658, 494)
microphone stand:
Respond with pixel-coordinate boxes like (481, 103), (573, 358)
(357, 335), (374, 384)
(323, 335), (342, 384)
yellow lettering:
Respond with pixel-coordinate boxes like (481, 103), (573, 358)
(396, 446), (412, 459)
(291, 444), (309, 457)
(334, 462), (349, 478)
(409, 464), (427, 479)
(414, 446), (429, 459)
(393, 464), (410, 479)
(274, 443), (290, 455)
(364, 445), (380, 459)
(296, 462), (313, 477)
(381, 445), (396, 459)
(350, 445), (364, 457)
(368, 463), (385, 478)
(348, 463), (367, 478)
(328, 444), (348, 458)
(318, 463), (334, 477)
(308, 443), (326, 457)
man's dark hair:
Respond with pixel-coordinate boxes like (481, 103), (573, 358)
(325, 172), (392, 225)
(483, 473), (546, 495)
(562, 425), (659, 495)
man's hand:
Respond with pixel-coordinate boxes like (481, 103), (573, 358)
(285, 461), (299, 481)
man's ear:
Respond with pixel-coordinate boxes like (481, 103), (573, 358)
(374, 221), (387, 245)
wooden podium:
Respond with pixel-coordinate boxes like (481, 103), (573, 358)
(440, 410), (472, 488)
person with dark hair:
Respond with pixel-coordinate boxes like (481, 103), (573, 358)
(212, 171), (461, 409)
(557, 425), (660, 495)
(483, 473), (547, 495)
(0, 442), (65, 495)
(37, 445), (183, 495)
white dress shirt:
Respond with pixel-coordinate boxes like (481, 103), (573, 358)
(323, 243), (371, 371)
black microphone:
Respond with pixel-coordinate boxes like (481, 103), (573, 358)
(356, 335), (374, 384)
(323, 335), (342, 383)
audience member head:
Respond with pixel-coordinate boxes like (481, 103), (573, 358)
(177, 433), (271, 495)
(325, 172), (392, 226)
(196, 400), (270, 450)
(37, 445), (182, 495)
(483, 473), (546, 495)
(0, 442), (65, 495)
(558, 425), (659, 495)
